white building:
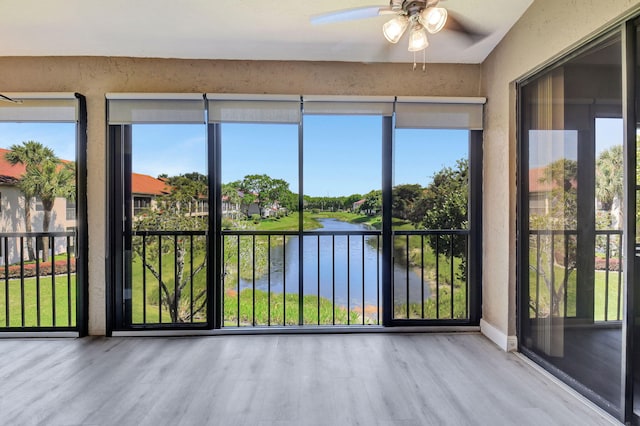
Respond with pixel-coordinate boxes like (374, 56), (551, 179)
(0, 147), (75, 265)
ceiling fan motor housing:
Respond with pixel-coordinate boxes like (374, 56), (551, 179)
(401, 0), (435, 17)
(390, 0), (404, 10)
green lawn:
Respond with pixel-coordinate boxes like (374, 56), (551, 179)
(223, 288), (368, 326)
(129, 237), (208, 324)
(0, 275), (77, 327)
(594, 269), (622, 321)
(310, 210), (410, 230)
(393, 282), (468, 320)
(528, 258), (622, 322)
(227, 212), (321, 232)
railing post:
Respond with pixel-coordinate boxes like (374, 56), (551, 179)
(3, 237), (8, 326)
(468, 129), (483, 324)
(382, 115), (393, 326)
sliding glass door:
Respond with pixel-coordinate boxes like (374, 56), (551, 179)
(219, 122), (299, 326)
(107, 95), (209, 329)
(0, 94), (87, 334)
(392, 128), (470, 320)
(518, 31), (624, 416)
(302, 112), (383, 325)
(128, 123), (208, 326)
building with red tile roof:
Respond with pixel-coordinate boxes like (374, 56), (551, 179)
(0, 147), (28, 185)
(131, 173), (170, 196)
(528, 166), (578, 216)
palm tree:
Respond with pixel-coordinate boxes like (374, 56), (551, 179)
(596, 144), (623, 227)
(5, 141), (75, 262)
(222, 182), (243, 220)
(5, 142), (56, 260)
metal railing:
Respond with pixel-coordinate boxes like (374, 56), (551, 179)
(221, 228), (472, 327)
(129, 230), (208, 326)
(221, 230), (382, 327)
(528, 229), (623, 322)
(392, 230), (470, 320)
(0, 231), (76, 329)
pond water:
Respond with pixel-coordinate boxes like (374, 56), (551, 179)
(237, 218), (428, 309)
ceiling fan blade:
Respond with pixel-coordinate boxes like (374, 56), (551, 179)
(310, 6), (393, 25)
(0, 93), (22, 104)
(444, 12), (489, 44)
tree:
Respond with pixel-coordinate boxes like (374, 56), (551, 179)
(239, 174), (293, 217)
(360, 190), (382, 216)
(33, 160), (75, 262)
(133, 178), (207, 323)
(269, 178), (294, 216)
(531, 158), (578, 317)
(392, 183), (423, 220)
(344, 193), (362, 211)
(164, 173), (207, 215)
(537, 158), (578, 229)
(423, 161), (468, 228)
(5, 141), (75, 262)
(239, 174), (272, 216)
(222, 182), (243, 220)
(406, 190), (432, 225)
(418, 159), (468, 258)
(277, 189), (298, 214)
(595, 145), (623, 228)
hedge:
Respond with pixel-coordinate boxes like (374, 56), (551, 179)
(594, 257), (621, 272)
(0, 258), (76, 279)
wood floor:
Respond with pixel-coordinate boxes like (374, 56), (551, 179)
(0, 332), (617, 425)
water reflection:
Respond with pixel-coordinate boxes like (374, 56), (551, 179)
(238, 218), (428, 309)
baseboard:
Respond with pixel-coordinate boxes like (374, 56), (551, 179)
(480, 318), (517, 352)
(113, 325), (481, 337)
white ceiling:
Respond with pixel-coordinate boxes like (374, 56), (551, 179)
(0, 0), (533, 64)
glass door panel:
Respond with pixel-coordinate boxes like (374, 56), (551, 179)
(220, 123), (299, 326)
(519, 31), (623, 414)
(302, 115), (382, 325)
(392, 129), (469, 320)
(0, 122), (78, 328)
(128, 124), (208, 326)
(634, 21), (640, 421)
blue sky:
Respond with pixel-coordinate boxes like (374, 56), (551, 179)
(132, 117), (468, 197)
(0, 119), (469, 197)
(0, 122), (76, 161)
(595, 118), (623, 155)
(132, 125), (207, 177)
(528, 118), (623, 169)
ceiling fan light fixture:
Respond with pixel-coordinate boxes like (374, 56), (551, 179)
(420, 7), (448, 34)
(382, 15), (409, 44)
(407, 24), (429, 52)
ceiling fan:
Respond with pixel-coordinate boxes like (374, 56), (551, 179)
(311, 0), (486, 65)
(0, 94), (22, 104)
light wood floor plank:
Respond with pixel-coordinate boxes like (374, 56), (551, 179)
(0, 333), (618, 425)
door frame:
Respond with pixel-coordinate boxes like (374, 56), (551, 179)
(106, 97), (483, 332)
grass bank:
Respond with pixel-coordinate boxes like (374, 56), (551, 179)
(0, 275), (77, 327)
(223, 288), (375, 326)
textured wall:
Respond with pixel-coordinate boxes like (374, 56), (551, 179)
(0, 57), (481, 334)
(481, 0), (640, 348)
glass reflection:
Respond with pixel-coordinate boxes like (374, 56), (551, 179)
(520, 32), (623, 412)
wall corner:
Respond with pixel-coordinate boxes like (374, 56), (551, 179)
(480, 318), (518, 352)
